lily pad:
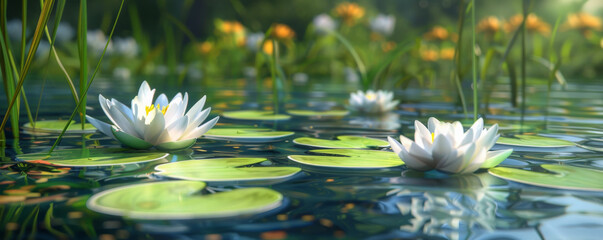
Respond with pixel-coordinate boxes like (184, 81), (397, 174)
(154, 158), (301, 181)
(497, 135), (575, 148)
(222, 110), (291, 121)
(155, 158), (266, 171)
(287, 110), (349, 118)
(16, 148), (168, 167)
(23, 120), (97, 134)
(288, 149), (403, 169)
(488, 165), (603, 191)
(204, 128), (294, 143)
(293, 136), (389, 149)
(87, 181), (284, 219)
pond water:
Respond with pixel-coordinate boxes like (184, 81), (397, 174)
(1, 77), (603, 240)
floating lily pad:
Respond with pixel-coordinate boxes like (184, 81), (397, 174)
(288, 149), (403, 169)
(204, 128), (294, 143)
(154, 158), (301, 181)
(17, 148), (168, 167)
(222, 110), (291, 121)
(87, 181), (284, 219)
(488, 165), (603, 191)
(497, 135), (575, 148)
(155, 158), (266, 171)
(287, 110), (349, 118)
(23, 120), (97, 134)
(293, 136), (389, 149)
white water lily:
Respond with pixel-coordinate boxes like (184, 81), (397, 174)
(348, 90), (399, 114)
(313, 13), (337, 34)
(86, 81), (219, 151)
(370, 14), (395, 36)
(388, 117), (513, 174)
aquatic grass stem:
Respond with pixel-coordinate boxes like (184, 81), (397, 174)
(331, 31), (368, 90)
(0, 0), (55, 137)
(453, 0), (469, 119)
(544, 16), (562, 129)
(471, 0), (477, 121)
(77, 0), (88, 130)
(49, 0), (126, 154)
(520, 0), (528, 130)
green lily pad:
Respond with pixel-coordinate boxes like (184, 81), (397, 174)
(87, 181), (284, 219)
(287, 110), (349, 118)
(204, 128), (294, 143)
(23, 120), (97, 134)
(154, 158), (301, 181)
(16, 148), (168, 167)
(288, 149), (403, 169)
(293, 135), (389, 149)
(489, 165), (603, 191)
(155, 158), (266, 171)
(222, 110), (291, 121)
(496, 135), (575, 148)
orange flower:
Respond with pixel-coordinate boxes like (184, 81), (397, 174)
(504, 14), (551, 35)
(381, 41), (396, 53)
(335, 2), (365, 26)
(272, 23), (295, 41)
(565, 12), (602, 31)
(420, 49), (439, 62)
(423, 26), (449, 41)
(565, 12), (602, 37)
(263, 40), (274, 55)
(197, 41), (213, 54)
(218, 20), (245, 34)
(477, 16), (501, 34)
(440, 48), (455, 60)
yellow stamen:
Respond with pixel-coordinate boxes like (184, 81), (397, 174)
(145, 104), (169, 116)
(366, 93), (376, 100)
(431, 133), (435, 142)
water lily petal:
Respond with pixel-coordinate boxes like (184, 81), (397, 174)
(185, 108), (211, 133)
(181, 116), (219, 140)
(143, 108), (166, 145)
(388, 136), (404, 155)
(85, 115), (115, 139)
(432, 134), (454, 163)
(404, 143), (434, 171)
(110, 98), (134, 121)
(101, 95), (138, 137)
(166, 116), (189, 141)
(481, 148), (513, 169)
(185, 95), (206, 118)
(477, 124), (499, 150)
(460, 148), (487, 174)
(427, 117), (440, 133)
(154, 93), (169, 107)
(137, 81), (155, 107)
(468, 118), (484, 141)
(414, 120), (432, 150)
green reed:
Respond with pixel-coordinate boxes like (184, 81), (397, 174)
(471, 0), (477, 121)
(49, 0), (127, 154)
(0, 0), (55, 138)
(77, 0), (88, 130)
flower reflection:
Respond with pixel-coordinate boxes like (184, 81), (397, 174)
(383, 173), (506, 240)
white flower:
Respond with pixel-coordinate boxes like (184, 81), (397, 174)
(113, 37), (138, 58)
(245, 32), (264, 52)
(343, 67), (360, 83)
(87, 30), (113, 54)
(112, 67), (131, 80)
(313, 13), (337, 34)
(55, 23), (74, 43)
(86, 81), (219, 151)
(388, 117), (513, 174)
(370, 14), (395, 36)
(348, 90), (399, 114)
(292, 72), (309, 85)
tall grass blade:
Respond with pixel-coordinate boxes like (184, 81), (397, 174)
(520, 0), (528, 130)
(77, 0), (88, 130)
(471, 0), (477, 121)
(453, 0), (469, 119)
(331, 31), (368, 89)
(20, 0), (27, 69)
(0, 0), (55, 137)
(49, 0), (127, 154)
